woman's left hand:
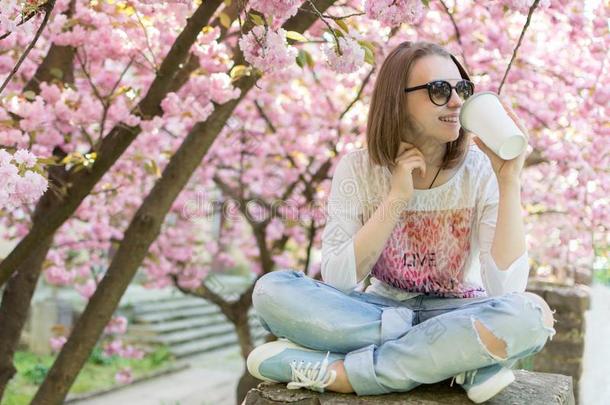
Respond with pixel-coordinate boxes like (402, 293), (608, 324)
(471, 97), (530, 184)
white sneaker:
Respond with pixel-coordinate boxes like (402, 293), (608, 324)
(450, 364), (516, 403)
(247, 339), (345, 393)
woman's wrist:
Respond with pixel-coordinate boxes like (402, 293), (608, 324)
(384, 192), (410, 221)
(498, 178), (521, 192)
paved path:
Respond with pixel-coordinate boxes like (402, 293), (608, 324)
(69, 345), (245, 405)
(580, 282), (610, 405)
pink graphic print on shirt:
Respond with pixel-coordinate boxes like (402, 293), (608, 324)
(371, 207), (486, 298)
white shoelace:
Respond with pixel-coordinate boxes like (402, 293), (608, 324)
(450, 369), (478, 387)
(286, 351), (337, 393)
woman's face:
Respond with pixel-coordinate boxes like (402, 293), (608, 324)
(405, 54), (465, 143)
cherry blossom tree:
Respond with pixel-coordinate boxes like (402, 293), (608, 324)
(0, 0), (241, 398)
(0, 0), (608, 403)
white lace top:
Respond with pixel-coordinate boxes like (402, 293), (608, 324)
(320, 144), (530, 300)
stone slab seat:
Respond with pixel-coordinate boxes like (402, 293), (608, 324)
(243, 370), (574, 405)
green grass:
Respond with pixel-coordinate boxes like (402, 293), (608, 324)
(591, 245), (609, 286)
(593, 267), (610, 286)
(1, 344), (174, 405)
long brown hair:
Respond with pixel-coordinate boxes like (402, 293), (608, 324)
(366, 41), (471, 171)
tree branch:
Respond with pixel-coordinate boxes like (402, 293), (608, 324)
(498, 0), (541, 94)
(0, 0), (56, 96)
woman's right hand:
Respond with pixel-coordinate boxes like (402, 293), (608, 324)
(388, 141), (427, 203)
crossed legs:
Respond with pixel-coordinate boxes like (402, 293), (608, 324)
(328, 291), (556, 393)
(252, 270), (556, 394)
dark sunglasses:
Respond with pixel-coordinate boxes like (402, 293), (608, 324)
(404, 79), (475, 106)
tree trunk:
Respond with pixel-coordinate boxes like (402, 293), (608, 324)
(22, 30), (76, 96)
(0, 236), (52, 399)
(234, 309), (258, 405)
(0, 0), (76, 387)
(29, 3), (335, 403)
(0, 4), (222, 394)
(0, 153), (66, 399)
(235, 309), (279, 404)
(0, 35), (76, 405)
(0, 2), (218, 389)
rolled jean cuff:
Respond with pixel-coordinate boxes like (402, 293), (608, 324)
(343, 344), (391, 396)
(381, 306), (413, 342)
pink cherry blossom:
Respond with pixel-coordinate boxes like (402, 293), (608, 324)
(103, 339), (123, 357)
(206, 73), (242, 104)
(75, 279), (97, 299)
(44, 265), (74, 285)
(119, 345), (145, 360)
(364, 0), (426, 28)
(0, 149), (48, 210)
(322, 36), (365, 73)
(0, 149), (11, 166)
(249, 0), (305, 26)
(238, 26), (297, 73)
(49, 336), (67, 353)
(0, 1), (20, 34)
(104, 315), (128, 335)
(115, 367), (133, 384)
(502, 0), (551, 14)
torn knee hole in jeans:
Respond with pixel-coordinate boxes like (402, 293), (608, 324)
(524, 296), (558, 341)
(471, 316), (509, 361)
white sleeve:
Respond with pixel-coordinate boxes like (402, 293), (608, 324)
(478, 170), (530, 297)
(320, 152), (364, 293)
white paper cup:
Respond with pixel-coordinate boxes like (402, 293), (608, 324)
(459, 91), (527, 160)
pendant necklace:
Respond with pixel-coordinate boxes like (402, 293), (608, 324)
(428, 144), (447, 189)
(428, 164), (443, 189)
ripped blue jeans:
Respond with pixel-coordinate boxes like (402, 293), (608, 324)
(252, 269), (557, 396)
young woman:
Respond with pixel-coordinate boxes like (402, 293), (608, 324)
(246, 41), (557, 403)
